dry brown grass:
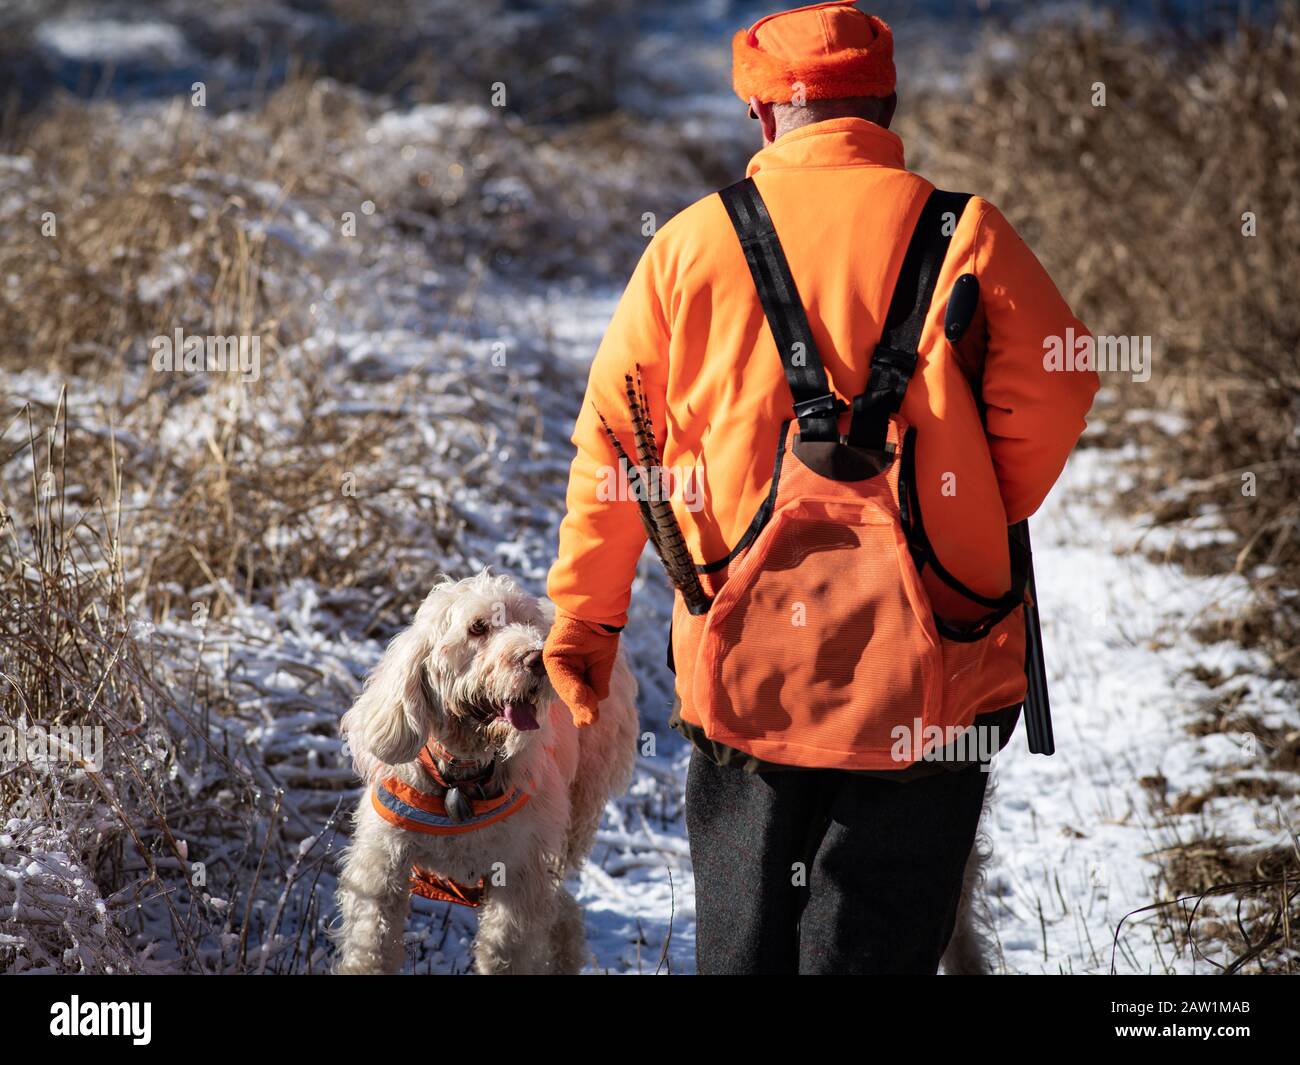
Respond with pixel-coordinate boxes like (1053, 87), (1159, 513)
(0, 45), (721, 968)
(1127, 833), (1299, 974)
(0, 59), (729, 629)
(0, 79), (367, 373)
(0, 394), (266, 972)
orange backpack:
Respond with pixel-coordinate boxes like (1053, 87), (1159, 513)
(669, 179), (1029, 772)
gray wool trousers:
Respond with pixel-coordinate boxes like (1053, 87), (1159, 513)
(685, 749), (989, 975)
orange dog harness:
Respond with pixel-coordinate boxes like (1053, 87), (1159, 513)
(371, 742), (533, 907)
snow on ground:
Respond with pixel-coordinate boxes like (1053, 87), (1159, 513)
(4, 230), (1288, 973)
(988, 443), (1295, 974)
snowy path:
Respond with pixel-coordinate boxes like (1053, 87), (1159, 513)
(986, 444), (1200, 975)
(987, 442), (1292, 974)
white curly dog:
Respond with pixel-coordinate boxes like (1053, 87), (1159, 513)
(334, 571), (638, 975)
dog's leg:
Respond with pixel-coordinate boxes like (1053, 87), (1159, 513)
(563, 765), (609, 877)
(335, 805), (413, 975)
(548, 886), (589, 975)
(565, 664), (638, 874)
(473, 854), (559, 975)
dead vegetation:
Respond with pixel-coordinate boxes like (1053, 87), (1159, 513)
(0, 395), (272, 973)
(1151, 685), (1300, 972)
(0, 0), (730, 969)
(1122, 832), (1299, 974)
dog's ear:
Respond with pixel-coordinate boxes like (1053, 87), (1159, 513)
(343, 624), (437, 770)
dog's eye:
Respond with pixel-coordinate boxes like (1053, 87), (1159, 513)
(467, 618), (490, 637)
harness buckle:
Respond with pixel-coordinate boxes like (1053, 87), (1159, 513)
(792, 393), (839, 420)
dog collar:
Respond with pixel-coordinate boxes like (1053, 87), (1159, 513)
(371, 744), (531, 836)
(420, 739), (495, 791)
(371, 775), (531, 835)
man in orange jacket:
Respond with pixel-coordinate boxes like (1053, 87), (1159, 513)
(545, 1), (1098, 974)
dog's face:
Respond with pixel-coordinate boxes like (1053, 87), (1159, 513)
(342, 571), (555, 777)
(423, 571), (554, 744)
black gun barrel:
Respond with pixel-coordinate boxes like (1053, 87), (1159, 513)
(1011, 520), (1054, 755)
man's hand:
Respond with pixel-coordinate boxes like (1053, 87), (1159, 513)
(543, 611), (620, 728)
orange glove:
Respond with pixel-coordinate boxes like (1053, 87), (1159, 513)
(543, 611), (620, 728)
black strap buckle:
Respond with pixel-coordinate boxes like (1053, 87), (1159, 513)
(792, 393), (838, 420)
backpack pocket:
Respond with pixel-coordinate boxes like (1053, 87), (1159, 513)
(692, 492), (941, 769)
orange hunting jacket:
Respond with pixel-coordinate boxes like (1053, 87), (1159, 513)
(548, 117), (1098, 637)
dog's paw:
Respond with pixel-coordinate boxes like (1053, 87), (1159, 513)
(335, 954), (388, 976)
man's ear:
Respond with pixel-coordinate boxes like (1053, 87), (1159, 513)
(342, 624), (436, 768)
(750, 96), (777, 145)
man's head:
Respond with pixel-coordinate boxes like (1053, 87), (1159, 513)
(732, 1), (897, 145)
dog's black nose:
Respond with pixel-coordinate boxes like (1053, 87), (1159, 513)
(522, 649), (543, 675)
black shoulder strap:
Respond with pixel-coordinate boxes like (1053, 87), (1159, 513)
(720, 178), (972, 449)
(849, 189), (972, 450)
(719, 178), (840, 441)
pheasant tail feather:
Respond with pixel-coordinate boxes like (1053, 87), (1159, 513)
(623, 367), (711, 615)
(594, 407), (662, 554)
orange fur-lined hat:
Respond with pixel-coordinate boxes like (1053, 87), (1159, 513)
(732, 1), (895, 113)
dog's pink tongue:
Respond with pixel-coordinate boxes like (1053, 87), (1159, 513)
(503, 702), (539, 731)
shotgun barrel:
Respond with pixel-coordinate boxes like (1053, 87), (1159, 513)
(1010, 519), (1054, 755)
